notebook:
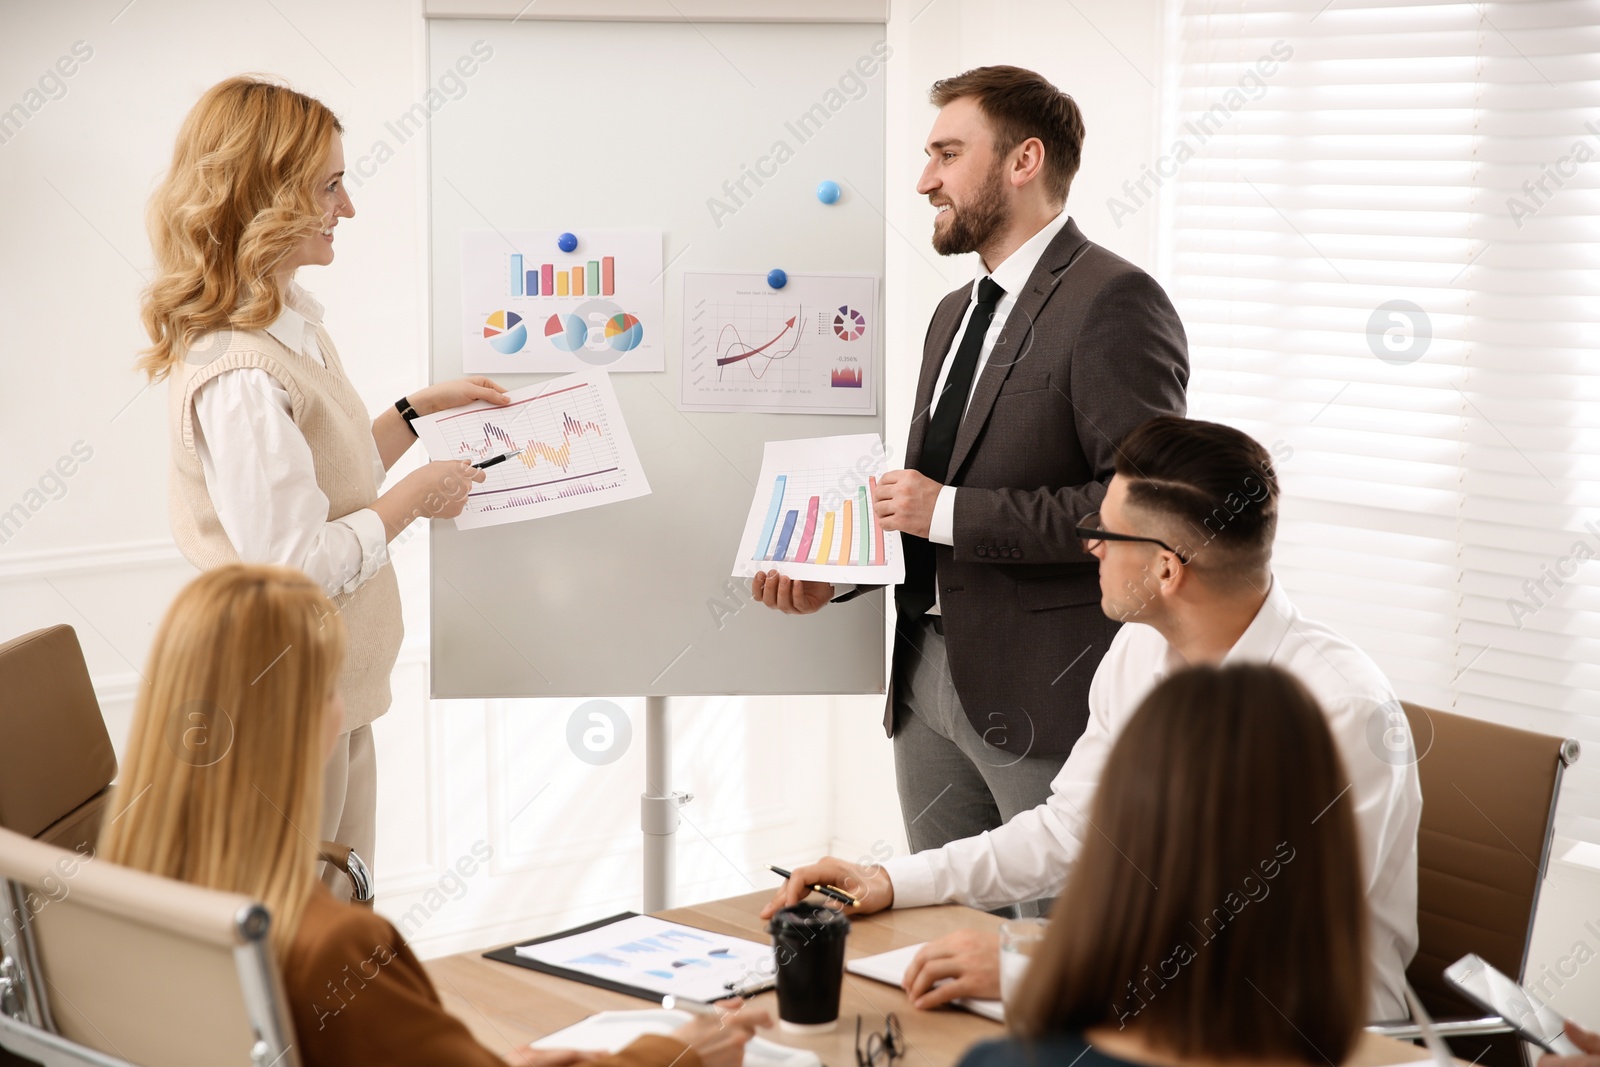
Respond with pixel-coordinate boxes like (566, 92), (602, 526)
(846, 942), (1006, 1022)
(533, 1009), (821, 1067)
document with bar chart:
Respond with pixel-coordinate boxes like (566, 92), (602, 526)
(461, 228), (663, 373)
(413, 371), (650, 529)
(733, 434), (903, 584)
(680, 272), (878, 415)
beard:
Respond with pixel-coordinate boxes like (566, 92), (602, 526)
(931, 160), (1011, 256)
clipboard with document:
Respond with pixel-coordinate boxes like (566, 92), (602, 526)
(485, 912), (777, 1004)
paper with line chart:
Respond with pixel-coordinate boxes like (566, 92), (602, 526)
(679, 272), (878, 415)
(413, 371), (650, 529)
(733, 434), (903, 584)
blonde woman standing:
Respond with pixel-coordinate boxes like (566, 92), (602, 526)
(137, 76), (506, 891)
(99, 565), (771, 1066)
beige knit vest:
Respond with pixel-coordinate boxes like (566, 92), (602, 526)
(167, 326), (403, 732)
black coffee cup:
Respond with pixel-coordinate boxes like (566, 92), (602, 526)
(768, 903), (850, 1032)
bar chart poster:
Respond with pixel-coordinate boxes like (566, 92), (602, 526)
(461, 229), (663, 373)
(680, 272), (878, 415)
(413, 371), (651, 530)
(733, 434), (903, 584)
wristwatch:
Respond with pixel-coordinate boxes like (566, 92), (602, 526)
(395, 396), (420, 436)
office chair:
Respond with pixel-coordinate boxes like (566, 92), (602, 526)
(1366, 701), (1579, 1067)
(0, 625), (374, 906)
(0, 825), (299, 1066)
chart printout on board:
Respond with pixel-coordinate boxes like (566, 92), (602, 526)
(733, 434), (904, 584)
(679, 271), (878, 415)
(414, 370), (651, 530)
(462, 228), (664, 374)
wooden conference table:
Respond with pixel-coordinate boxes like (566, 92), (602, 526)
(426, 890), (1458, 1067)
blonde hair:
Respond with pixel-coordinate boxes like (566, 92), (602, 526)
(99, 565), (346, 957)
(136, 76), (343, 382)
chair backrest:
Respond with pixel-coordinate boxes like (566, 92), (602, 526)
(0, 627), (117, 852)
(0, 827), (298, 1067)
(1404, 701), (1579, 1015)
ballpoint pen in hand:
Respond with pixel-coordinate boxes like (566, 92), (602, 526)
(768, 865), (860, 907)
(471, 449), (521, 469)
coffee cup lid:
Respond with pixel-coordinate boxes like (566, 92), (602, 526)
(768, 902), (851, 936)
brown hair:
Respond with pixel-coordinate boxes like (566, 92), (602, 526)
(137, 76), (344, 382)
(1010, 663), (1368, 1064)
(929, 65), (1085, 203)
(1115, 415), (1279, 580)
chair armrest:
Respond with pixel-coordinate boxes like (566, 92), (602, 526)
(317, 841), (374, 908)
(1, 1009), (137, 1066)
(1366, 1015), (1513, 1041)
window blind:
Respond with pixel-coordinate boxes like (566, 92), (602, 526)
(1158, 0), (1600, 845)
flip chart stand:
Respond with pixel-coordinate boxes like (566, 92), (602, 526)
(641, 696), (692, 912)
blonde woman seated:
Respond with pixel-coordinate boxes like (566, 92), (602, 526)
(961, 663), (1368, 1067)
(99, 564), (770, 1067)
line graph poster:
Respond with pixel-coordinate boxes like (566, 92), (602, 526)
(462, 228), (663, 374)
(414, 370), (650, 529)
(733, 434), (903, 584)
(679, 272), (878, 415)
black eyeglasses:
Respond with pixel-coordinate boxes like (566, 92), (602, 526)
(856, 1013), (903, 1067)
(1074, 512), (1189, 564)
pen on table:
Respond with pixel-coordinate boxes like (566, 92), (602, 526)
(471, 450), (521, 470)
(662, 995), (721, 1016)
(767, 865), (860, 908)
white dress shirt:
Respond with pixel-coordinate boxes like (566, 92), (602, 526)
(879, 577), (1421, 1020)
(190, 282), (390, 599)
(924, 210), (1072, 613)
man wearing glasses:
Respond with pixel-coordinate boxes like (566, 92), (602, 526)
(763, 417), (1422, 1022)
(750, 65), (1189, 865)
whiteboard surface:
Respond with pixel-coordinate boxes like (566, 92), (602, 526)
(428, 18), (888, 697)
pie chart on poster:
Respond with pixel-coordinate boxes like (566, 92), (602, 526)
(833, 306), (866, 341)
(605, 312), (643, 352)
(483, 310), (527, 355)
(544, 313), (587, 353)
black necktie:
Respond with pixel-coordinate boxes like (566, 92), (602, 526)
(898, 276), (1006, 621)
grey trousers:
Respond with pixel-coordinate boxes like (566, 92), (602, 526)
(891, 616), (1065, 914)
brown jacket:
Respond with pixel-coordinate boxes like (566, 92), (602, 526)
(284, 886), (700, 1067)
(888, 218), (1189, 757)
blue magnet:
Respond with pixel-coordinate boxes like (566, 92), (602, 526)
(557, 232), (578, 253)
(767, 268), (788, 289)
(816, 180), (841, 204)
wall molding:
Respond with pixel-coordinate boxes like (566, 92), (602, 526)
(0, 538), (187, 583)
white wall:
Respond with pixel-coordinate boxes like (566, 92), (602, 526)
(0, 1), (436, 742)
(0, 0), (1162, 958)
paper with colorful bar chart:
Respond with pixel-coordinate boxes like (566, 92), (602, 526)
(461, 228), (663, 373)
(679, 271), (878, 415)
(733, 434), (903, 584)
(413, 371), (650, 529)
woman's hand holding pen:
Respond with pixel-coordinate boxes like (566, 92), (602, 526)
(372, 377), (506, 537)
(374, 460), (484, 537)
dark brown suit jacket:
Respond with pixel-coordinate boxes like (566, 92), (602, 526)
(887, 217), (1188, 757)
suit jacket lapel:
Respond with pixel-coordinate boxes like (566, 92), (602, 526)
(945, 218), (1092, 479)
(904, 293), (967, 470)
